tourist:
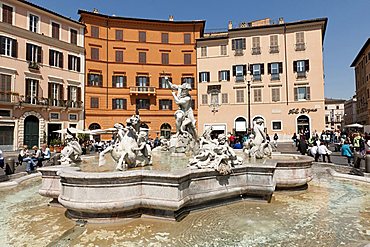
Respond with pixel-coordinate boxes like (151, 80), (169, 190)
(341, 141), (353, 166)
(297, 135), (307, 155)
(233, 141), (243, 149)
(309, 145), (319, 161)
(0, 149), (4, 169)
(292, 133), (298, 147)
(22, 148), (36, 174)
(318, 142), (332, 163)
(41, 144), (51, 161)
(273, 133), (278, 149)
(32, 146), (43, 167)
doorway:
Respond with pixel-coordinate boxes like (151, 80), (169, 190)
(297, 115), (310, 137)
(24, 115), (39, 148)
(48, 123), (62, 145)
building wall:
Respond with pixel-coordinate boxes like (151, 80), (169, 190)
(197, 19), (326, 141)
(324, 100), (345, 130)
(0, 0), (84, 150)
(81, 11), (204, 138)
(344, 97), (357, 125)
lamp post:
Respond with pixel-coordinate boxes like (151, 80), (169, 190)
(247, 71), (251, 132)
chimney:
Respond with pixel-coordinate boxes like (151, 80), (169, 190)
(278, 17), (284, 24)
(169, 15), (174, 21)
(239, 22), (247, 28)
(228, 21), (232, 30)
(93, 8), (99, 14)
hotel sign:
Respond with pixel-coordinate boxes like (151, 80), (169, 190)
(288, 108), (318, 115)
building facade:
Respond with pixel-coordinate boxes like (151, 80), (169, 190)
(351, 38), (370, 125)
(79, 10), (204, 139)
(324, 98), (345, 130)
(196, 18), (327, 141)
(344, 96), (357, 126)
(0, 0), (85, 150)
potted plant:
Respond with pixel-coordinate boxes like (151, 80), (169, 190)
(51, 139), (63, 153)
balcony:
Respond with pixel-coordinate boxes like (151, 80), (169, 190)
(66, 100), (83, 109)
(296, 71), (307, 79)
(271, 73), (280, 81)
(234, 49), (244, 56)
(252, 47), (261, 55)
(130, 86), (156, 95)
(235, 75), (245, 82)
(269, 45), (279, 53)
(0, 91), (20, 104)
(252, 74), (261, 82)
(28, 61), (40, 71)
(295, 43), (306, 51)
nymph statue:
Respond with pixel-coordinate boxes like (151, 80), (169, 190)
(60, 129), (83, 166)
(243, 118), (272, 159)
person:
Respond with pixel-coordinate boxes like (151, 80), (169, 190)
(22, 148), (36, 174)
(310, 144), (319, 161)
(32, 146), (43, 167)
(318, 142), (332, 163)
(297, 135), (307, 155)
(341, 141), (353, 166)
(266, 134), (271, 142)
(233, 141), (242, 149)
(292, 133), (298, 147)
(273, 133), (278, 149)
(0, 150), (4, 169)
(17, 145), (28, 166)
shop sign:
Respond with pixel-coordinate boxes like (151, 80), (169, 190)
(288, 108), (317, 115)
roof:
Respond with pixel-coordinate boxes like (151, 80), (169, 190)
(350, 38), (370, 67)
(18, 0), (83, 26)
(325, 98), (346, 104)
(200, 17), (328, 42)
(78, 10), (206, 34)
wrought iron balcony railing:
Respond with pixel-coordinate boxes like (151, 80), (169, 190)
(295, 43), (306, 51)
(252, 47), (261, 55)
(269, 45), (279, 53)
(130, 86), (156, 95)
(234, 49), (244, 56)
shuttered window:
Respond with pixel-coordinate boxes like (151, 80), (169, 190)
(112, 75), (127, 88)
(91, 47), (99, 60)
(112, 98), (127, 110)
(236, 89), (244, 103)
(201, 94), (208, 105)
(139, 31), (146, 42)
(232, 38), (246, 50)
(68, 55), (80, 72)
(2, 4), (13, 24)
(222, 93), (228, 104)
(201, 47), (207, 57)
(26, 43), (42, 63)
(271, 88), (280, 102)
(88, 73), (103, 87)
(159, 99), (172, 110)
(90, 97), (99, 108)
(70, 29), (78, 45)
(161, 33), (169, 43)
(162, 53), (169, 65)
(296, 32), (305, 44)
(184, 54), (191, 64)
(115, 50), (123, 62)
(220, 45), (227, 55)
(0, 36), (17, 57)
(91, 26), (99, 38)
(254, 89), (262, 102)
(184, 33), (191, 44)
(294, 87), (310, 101)
(49, 50), (63, 68)
(51, 22), (60, 39)
(115, 30), (123, 41)
(139, 52), (146, 64)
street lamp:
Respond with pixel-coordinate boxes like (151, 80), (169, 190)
(247, 70), (251, 132)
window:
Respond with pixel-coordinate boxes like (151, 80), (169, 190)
(199, 72), (210, 83)
(50, 113), (60, 120)
(293, 60), (309, 78)
(272, 121), (282, 130)
(161, 33), (169, 43)
(69, 114), (78, 121)
(90, 97), (99, 108)
(91, 26), (99, 38)
(201, 47), (207, 57)
(222, 93), (228, 104)
(271, 88), (280, 102)
(49, 50), (63, 68)
(26, 43), (42, 63)
(201, 94), (208, 104)
(252, 37), (261, 55)
(112, 98), (127, 110)
(139, 52), (146, 64)
(268, 62), (283, 80)
(68, 55), (81, 72)
(70, 29), (78, 45)
(232, 38), (246, 55)
(91, 47), (99, 60)
(88, 73), (102, 87)
(220, 45), (227, 55)
(25, 79), (38, 104)
(236, 90), (244, 103)
(295, 32), (305, 51)
(67, 86), (81, 106)
(184, 33), (191, 44)
(159, 99), (172, 110)
(0, 74), (11, 102)
(250, 64), (264, 81)
(139, 31), (146, 42)
(48, 83), (63, 106)
(116, 50), (123, 62)
(270, 35), (279, 53)
(0, 110), (10, 117)
(210, 93), (219, 105)
(0, 36), (17, 57)
(162, 53), (169, 65)
(112, 75), (127, 88)
(116, 30), (123, 41)
(136, 99), (150, 110)
(184, 53), (191, 65)
(182, 77), (195, 89)
(233, 65), (247, 82)
(29, 14), (39, 33)
(51, 22), (60, 39)
(2, 4), (13, 24)
(159, 76), (171, 89)
(294, 87), (310, 101)
(254, 89), (262, 102)
(336, 105), (339, 110)
(219, 70), (230, 81)
(136, 76), (150, 87)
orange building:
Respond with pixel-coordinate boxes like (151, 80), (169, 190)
(79, 10), (205, 139)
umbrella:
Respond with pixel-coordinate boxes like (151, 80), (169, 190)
(344, 123), (363, 128)
(53, 127), (88, 134)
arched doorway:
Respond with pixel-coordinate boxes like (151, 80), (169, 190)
(160, 123), (171, 139)
(89, 123), (101, 142)
(234, 116), (247, 139)
(297, 115), (310, 137)
(24, 115), (39, 148)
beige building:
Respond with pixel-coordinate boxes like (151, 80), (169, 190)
(351, 38), (370, 125)
(344, 96), (357, 126)
(196, 17), (327, 141)
(324, 98), (345, 130)
(0, 0), (85, 150)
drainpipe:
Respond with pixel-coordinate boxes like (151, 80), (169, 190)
(284, 23), (288, 105)
(106, 17), (109, 109)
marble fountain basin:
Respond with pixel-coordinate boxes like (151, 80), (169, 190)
(38, 153), (313, 221)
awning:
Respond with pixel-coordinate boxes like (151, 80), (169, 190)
(345, 123), (363, 128)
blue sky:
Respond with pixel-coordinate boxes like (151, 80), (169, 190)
(32, 0), (370, 100)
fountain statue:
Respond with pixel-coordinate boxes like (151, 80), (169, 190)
(99, 114), (152, 170)
(165, 76), (198, 153)
(188, 127), (242, 175)
(59, 128), (82, 166)
(243, 118), (272, 159)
